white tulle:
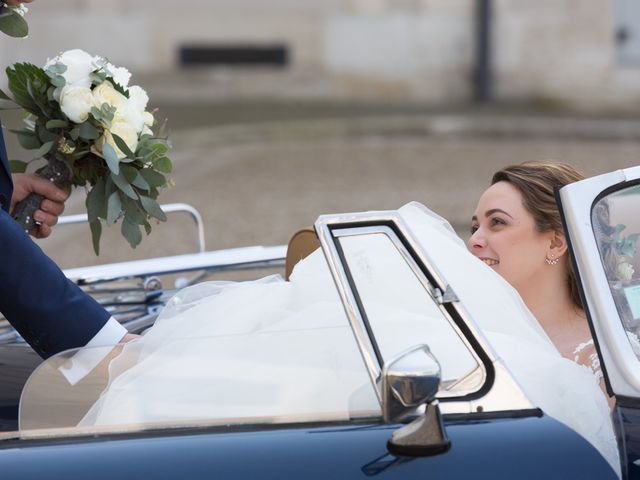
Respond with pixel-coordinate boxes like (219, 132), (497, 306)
(78, 202), (619, 477)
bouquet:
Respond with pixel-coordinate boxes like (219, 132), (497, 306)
(0, 2), (28, 38)
(0, 49), (172, 254)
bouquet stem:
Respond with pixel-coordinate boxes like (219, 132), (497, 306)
(12, 154), (72, 232)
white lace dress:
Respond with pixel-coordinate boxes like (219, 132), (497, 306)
(574, 339), (603, 380)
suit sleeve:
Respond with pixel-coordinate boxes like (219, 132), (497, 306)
(0, 208), (111, 358)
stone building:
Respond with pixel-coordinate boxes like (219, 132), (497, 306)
(1, 0), (640, 110)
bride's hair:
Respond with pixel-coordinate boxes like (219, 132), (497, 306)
(491, 161), (585, 310)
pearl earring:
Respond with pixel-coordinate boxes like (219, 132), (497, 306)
(545, 254), (559, 266)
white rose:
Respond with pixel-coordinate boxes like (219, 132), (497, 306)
(59, 86), (95, 123)
(95, 120), (138, 159)
(93, 81), (127, 111)
(142, 111), (154, 127)
(114, 103), (144, 132)
(106, 63), (131, 88)
(617, 262), (635, 281)
(45, 49), (94, 89)
(140, 111), (155, 136)
(127, 85), (149, 111)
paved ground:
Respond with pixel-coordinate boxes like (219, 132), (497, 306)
(4, 103), (640, 269)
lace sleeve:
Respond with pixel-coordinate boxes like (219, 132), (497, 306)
(573, 339), (603, 381)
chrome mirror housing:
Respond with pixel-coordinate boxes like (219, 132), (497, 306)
(382, 345), (441, 423)
(382, 345), (450, 456)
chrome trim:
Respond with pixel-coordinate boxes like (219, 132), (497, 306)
(316, 220), (381, 395)
(63, 245), (287, 285)
(59, 203), (207, 253)
(315, 211), (533, 414)
(560, 166), (640, 397)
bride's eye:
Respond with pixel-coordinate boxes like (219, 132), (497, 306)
(470, 224), (478, 234)
(490, 217), (506, 227)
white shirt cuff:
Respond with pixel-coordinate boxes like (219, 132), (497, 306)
(58, 317), (128, 385)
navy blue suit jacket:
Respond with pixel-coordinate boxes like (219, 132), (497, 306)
(0, 124), (110, 358)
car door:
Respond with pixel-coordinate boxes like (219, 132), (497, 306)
(558, 165), (640, 479)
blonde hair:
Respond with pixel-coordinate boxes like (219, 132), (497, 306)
(491, 161), (585, 310)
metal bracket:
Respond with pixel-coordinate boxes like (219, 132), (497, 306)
(431, 285), (459, 305)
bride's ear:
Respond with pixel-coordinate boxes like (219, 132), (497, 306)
(548, 230), (569, 259)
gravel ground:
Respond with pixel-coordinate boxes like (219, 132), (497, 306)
(5, 107), (639, 270)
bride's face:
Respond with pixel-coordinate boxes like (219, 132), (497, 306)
(468, 181), (554, 292)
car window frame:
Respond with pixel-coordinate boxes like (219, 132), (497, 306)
(315, 211), (535, 415)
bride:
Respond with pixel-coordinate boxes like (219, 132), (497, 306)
(468, 162), (604, 388)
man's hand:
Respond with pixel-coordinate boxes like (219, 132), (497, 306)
(11, 173), (69, 239)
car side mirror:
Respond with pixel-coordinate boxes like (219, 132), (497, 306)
(382, 345), (450, 456)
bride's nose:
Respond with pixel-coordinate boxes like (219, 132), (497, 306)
(468, 228), (487, 251)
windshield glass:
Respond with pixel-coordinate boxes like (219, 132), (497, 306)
(19, 265), (380, 434)
(21, 329), (379, 433)
(592, 184), (640, 359)
(336, 230), (481, 392)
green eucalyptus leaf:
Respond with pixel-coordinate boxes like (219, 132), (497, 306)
(121, 218), (142, 248)
(120, 164), (137, 183)
(102, 143), (120, 175)
(124, 204), (146, 225)
(46, 119), (68, 130)
(50, 75), (66, 88)
(86, 177), (106, 221)
(90, 71), (106, 84)
(15, 131), (40, 150)
(140, 195), (167, 222)
(8, 160), (28, 173)
(36, 125), (57, 144)
(131, 172), (150, 190)
(69, 128), (80, 141)
(0, 10), (28, 38)
(143, 220), (152, 235)
(78, 121), (100, 140)
(111, 171), (137, 199)
(100, 103), (116, 123)
(107, 191), (122, 225)
(90, 106), (103, 121)
(46, 63), (67, 75)
(34, 140), (54, 158)
(89, 219), (102, 255)
(139, 168), (166, 188)
(111, 133), (135, 160)
(153, 156), (172, 173)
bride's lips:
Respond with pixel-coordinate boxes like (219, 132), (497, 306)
(479, 257), (499, 268)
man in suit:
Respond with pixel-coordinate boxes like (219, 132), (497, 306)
(1, 0), (130, 360)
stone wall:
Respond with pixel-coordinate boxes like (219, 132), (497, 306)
(1, 0), (639, 109)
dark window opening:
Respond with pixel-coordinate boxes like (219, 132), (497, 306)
(179, 45), (288, 67)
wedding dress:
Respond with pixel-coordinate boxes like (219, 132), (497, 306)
(70, 202), (618, 476)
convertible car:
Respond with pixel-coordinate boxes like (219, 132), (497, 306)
(0, 166), (640, 479)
